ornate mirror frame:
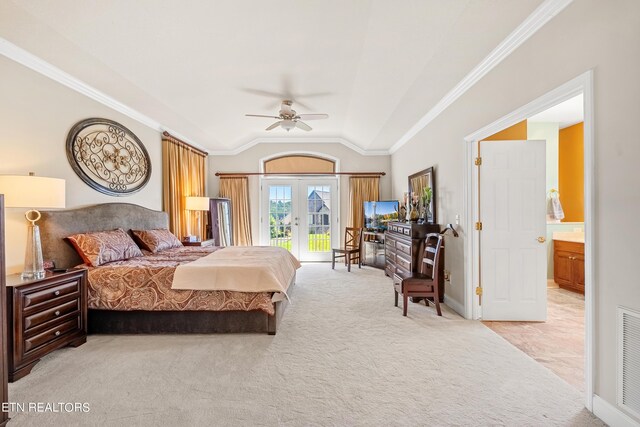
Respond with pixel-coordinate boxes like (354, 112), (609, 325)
(66, 118), (151, 196)
(408, 166), (436, 224)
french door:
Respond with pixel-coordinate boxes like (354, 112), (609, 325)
(261, 178), (338, 261)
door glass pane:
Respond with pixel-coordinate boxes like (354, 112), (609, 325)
(269, 185), (292, 251)
(306, 185), (331, 252)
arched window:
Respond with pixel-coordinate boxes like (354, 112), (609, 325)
(263, 155), (336, 174)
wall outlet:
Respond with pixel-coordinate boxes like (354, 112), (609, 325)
(444, 270), (451, 282)
(455, 214), (460, 225)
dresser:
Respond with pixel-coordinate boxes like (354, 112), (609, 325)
(385, 222), (445, 302)
(6, 269), (87, 382)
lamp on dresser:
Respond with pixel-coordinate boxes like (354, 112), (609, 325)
(185, 196), (210, 242)
(0, 173), (65, 279)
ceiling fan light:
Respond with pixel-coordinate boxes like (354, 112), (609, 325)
(281, 120), (295, 131)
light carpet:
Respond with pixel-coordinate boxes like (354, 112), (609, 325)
(8, 264), (603, 426)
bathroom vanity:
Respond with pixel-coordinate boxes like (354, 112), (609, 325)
(553, 232), (585, 294)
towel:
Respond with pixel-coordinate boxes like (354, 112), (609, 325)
(547, 194), (565, 220)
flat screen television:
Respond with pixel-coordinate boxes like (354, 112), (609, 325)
(364, 200), (399, 231)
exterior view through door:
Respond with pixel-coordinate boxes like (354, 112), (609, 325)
(480, 140), (547, 321)
(262, 178), (338, 261)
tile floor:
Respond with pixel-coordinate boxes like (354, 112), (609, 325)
(483, 287), (585, 391)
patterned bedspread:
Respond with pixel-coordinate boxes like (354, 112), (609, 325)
(85, 246), (276, 315)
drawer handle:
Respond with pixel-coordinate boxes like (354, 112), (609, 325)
(55, 331), (61, 337)
(54, 310), (61, 316)
(54, 290), (60, 296)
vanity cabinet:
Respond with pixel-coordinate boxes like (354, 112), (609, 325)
(385, 222), (444, 302)
(553, 240), (584, 294)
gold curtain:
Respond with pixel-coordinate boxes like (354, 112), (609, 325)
(162, 138), (207, 239)
(348, 176), (380, 228)
(219, 177), (253, 246)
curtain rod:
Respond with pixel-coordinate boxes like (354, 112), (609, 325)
(162, 131), (208, 157)
(215, 172), (385, 177)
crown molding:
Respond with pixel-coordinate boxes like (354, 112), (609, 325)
(209, 137), (390, 156)
(463, 71), (587, 142)
(389, 0), (574, 154)
(1, 0), (572, 157)
(0, 37), (208, 152)
(0, 37), (386, 157)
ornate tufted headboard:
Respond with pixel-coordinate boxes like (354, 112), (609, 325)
(39, 203), (169, 268)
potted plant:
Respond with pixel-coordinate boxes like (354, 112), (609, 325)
(421, 186), (433, 222)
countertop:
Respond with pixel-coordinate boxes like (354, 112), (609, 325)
(552, 232), (584, 243)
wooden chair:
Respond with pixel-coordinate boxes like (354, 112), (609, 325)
(394, 233), (444, 316)
(331, 227), (363, 272)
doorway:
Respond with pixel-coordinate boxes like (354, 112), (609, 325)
(261, 178), (339, 261)
(464, 71), (594, 409)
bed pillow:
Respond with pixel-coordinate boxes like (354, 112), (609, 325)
(67, 228), (143, 267)
(131, 228), (183, 253)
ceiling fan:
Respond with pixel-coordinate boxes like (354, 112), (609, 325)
(245, 100), (328, 132)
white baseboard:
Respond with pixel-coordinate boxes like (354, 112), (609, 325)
(593, 395), (640, 427)
(444, 295), (465, 317)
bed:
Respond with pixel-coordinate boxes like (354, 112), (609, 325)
(39, 203), (298, 335)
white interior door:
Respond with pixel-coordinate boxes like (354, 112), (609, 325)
(480, 140), (547, 321)
(261, 178), (338, 261)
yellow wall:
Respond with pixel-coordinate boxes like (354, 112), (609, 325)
(483, 120), (527, 140)
(559, 122), (584, 221)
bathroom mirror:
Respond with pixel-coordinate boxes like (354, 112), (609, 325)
(408, 167), (436, 224)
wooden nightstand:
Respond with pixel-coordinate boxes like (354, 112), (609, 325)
(182, 239), (215, 247)
(6, 269), (87, 382)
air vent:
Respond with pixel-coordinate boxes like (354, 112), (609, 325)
(619, 307), (640, 419)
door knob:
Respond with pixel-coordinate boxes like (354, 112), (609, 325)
(537, 236), (546, 243)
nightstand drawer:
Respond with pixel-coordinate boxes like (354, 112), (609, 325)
(24, 317), (81, 353)
(24, 298), (79, 332)
(22, 279), (80, 312)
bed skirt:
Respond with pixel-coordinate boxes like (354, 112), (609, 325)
(88, 280), (294, 335)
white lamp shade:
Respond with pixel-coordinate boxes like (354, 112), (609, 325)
(0, 175), (66, 209)
(185, 196), (210, 211)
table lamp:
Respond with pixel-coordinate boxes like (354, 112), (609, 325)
(185, 196), (209, 242)
(0, 173), (66, 279)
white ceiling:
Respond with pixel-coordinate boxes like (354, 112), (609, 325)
(1, 0), (544, 153)
(528, 94), (583, 128)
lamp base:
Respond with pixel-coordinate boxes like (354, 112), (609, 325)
(22, 222), (45, 280)
(21, 271), (46, 280)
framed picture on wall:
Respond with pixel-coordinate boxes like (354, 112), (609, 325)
(408, 167), (436, 224)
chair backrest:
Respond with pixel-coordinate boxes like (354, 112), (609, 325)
(345, 227), (363, 249)
(420, 233), (444, 280)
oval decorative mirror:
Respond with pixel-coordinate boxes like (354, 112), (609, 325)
(66, 118), (151, 196)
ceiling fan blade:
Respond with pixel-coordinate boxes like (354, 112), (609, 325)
(265, 121), (282, 131)
(240, 88), (284, 98)
(295, 121), (312, 131)
(246, 114), (281, 119)
(296, 114), (329, 121)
